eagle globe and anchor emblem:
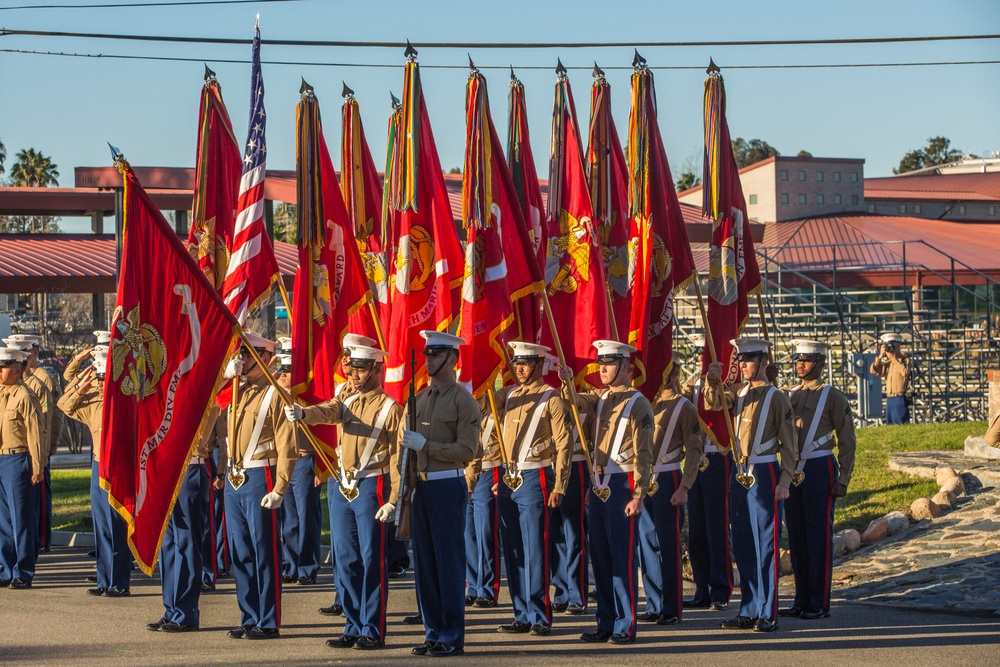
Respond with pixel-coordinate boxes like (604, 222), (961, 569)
(111, 305), (168, 399)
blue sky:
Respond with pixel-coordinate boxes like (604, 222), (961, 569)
(1, 0), (998, 214)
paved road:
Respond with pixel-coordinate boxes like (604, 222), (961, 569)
(3, 547), (998, 666)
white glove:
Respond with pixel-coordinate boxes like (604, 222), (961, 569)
(706, 361), (723, 382)
(224, 357), (244, 380)
(284, 404), (304, 422)
(375, 502), (396, 523)
(260, 491), (284, 510)
(402, 430), (427, 452)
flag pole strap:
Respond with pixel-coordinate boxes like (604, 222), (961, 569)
(691, 272), (736, 458)
(538, 290), (602, 491)
(237, 327), (342, 483)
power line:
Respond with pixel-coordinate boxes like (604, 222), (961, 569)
(4, 48), (999, 71)
(0, 0), (302, 10)
(1, 27), (998, 49)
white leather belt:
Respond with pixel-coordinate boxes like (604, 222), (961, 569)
(800, 449), (833, 461)
(704, 445), (719, 454)
(189, 456), (206, 465)
(506, 458), (551, 471)
(345, 466), (388, 480)
(243, 457), (275, 469)
(600, 462), (634, 474)
(572, 454), (587, 462)
(481, 460), (502, 470)
(748, 454), (777, 464)
(652, 462), (681, 473)
(421, 468), (464, 481)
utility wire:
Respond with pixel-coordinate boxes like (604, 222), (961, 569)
(0, 0), (302, 10)
(1, 27), (998, 49)
(4, 48), (999, 71)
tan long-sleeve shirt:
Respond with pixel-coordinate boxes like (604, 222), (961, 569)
(870, 354), (910, 397)
(57, 382), (103, 462)
(788, 378), (857, 487)
(230, 380), (298, 495)
(397, 379), (480, 476)
(494, 380), (573, 494)
(1, 381), (45, 475)
(651, 388), (704, 489)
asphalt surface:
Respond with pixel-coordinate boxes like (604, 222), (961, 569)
(3, 547), (999, 666)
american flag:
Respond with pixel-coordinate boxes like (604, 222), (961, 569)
(221, 19), (280, 324)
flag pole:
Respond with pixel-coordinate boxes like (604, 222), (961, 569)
(691, 272), (736, 455)
(237, 327), (342, 482)
(756, 292), (769, 341)
(539, 290), (607, 499)
(367, 301), (387, 351)
(277, 280), (294, 328)
(486, 386), (521, 491)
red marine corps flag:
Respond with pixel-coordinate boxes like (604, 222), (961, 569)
(699, 61), (763, 450)
(383, 44), (464, 402)
(101, 150), (237, 574)
(586, 64), (632, 340)
(507, 70), (547, 343)
(293, 80), (377, 471)
(541, 60), (611, 389)
(458, 63), (545, 397)
(187, 65), (241, 289)
(342, 83), (391, 335)
(626, 53), (697, 399)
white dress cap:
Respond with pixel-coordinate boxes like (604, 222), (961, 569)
(879, 332), (903, 344)
(592, 339), (638, 359)
(347, 344), (389, 367)
(0, 347), (30, 364)
(2, 338), (34, 352)
(791, 339), (831, 357)
(5, 333), (41, 347)
(342, 333), (378, 349)
(731, 338), (772, 357)
(276, 354), (292, 369)
(94, 330), (112, 344)
(692, 334), (706, 348)
(92, 346), (109, 375)
(244, 333), (277, 352)
(508, 341), (552, 359)
(277, 336), (293, 352)
(420, 330), (465, 350)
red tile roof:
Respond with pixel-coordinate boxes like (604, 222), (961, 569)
(865, 172), (1000, 202)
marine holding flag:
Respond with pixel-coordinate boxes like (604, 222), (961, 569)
(99, 152), (237, 579)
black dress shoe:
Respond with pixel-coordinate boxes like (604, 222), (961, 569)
(353, 636), (382, 650)
(530, 624), (551, 636)
(201, 582), (215, 592)
(428, 643), (464, 657)
(656, 616), (680, 626)
(326, 634), (359, 648)
(778, 605), (802, 618)
(636, 611), (660, 622)
(411, 641), (436, 656)
(683, 597), (711, 609)
(474, 596), (497, 608)
(87, 587), (106, 596)
(497, 620), (532, 634)
(0, 579), (9, 588)
(9, 578), (31, 589)
(86, 575), (98, 583)
(103, 588), (129, 597)
(610, 633), (635, 644)
(244, 626), (280, 640)
(567, 604), (586, 615)
(160, 622), (197, 633)
(39, 546), (51, 553)
(388, 565), (406, 579)
(227, 626), (249, 639)
(297, 577), (316, 585)
(587, 589), (597, 599)
(146, 618), (168, 632)
(720, 615), (757, 630)
(218, 569), (231, 578)
(87, 549), (97, 557)
(282, 576), (298, 584)
(465, 595), (476, 606)
(318, 604), (344, 616)
(551, 602), (568, 613)
(580, 629), (612, 643)
(799, 609), (830, 620)
(753, 618), (778, 633)
(402, 612), (423, 625)
(712, 601), (729, 611)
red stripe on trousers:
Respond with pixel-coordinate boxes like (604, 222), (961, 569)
(377, 474), (388, 640)
(626, 472), (637, 637)
(539, 469), (552, 626)
(822, 456), (835, 610)
(491, 468), (501, 600)
(265, 466), (281, 627)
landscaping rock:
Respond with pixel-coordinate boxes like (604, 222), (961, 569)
(839, 528), (862, 552)
(832, 532), (848, 556)
(862, 517), (889, 543)
(885, 511), (910, 535)
(965, 434), (1000, 461)
(941, 476), (966, 497)
(779, 549), (793, 575)
(911, 497), (942, 520)
(935, 466), (958, 486)
(932, 490), (956, 510)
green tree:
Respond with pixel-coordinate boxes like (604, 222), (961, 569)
(271, 202), (297, 244)
(10, 148), (60, 187)
(731, 137), (779, 169)
(894, 136), (963, 174)
(797, 150), (813, 158)
(0, 138), (6, 177)
(675, 171), (701, 192)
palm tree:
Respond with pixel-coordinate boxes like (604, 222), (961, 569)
(10, 148), (59, 187)
(0, 137), (6, 177)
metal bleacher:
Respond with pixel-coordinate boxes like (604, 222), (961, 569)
(673, 241), (1000, 424)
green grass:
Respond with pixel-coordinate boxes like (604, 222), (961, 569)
(51, 469), (93, 533)
(834, 420), (984, 532)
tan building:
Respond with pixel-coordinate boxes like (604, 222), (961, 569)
(678, 156), (866, 223)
